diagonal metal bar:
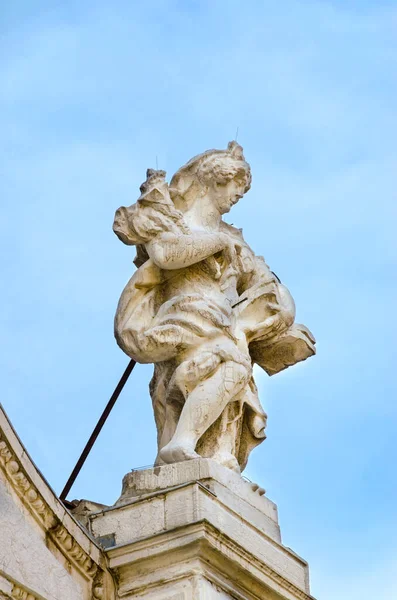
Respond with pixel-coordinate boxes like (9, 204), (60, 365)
(60, 358), (136, 503)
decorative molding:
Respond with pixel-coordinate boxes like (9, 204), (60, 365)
(0, 575), (39, 600)
(49, 522), (98, 577)
(92, 570), (104, 600)
(109, 519), (313, 600)
(0, 429), (101, 583)
(203, 520), (313, 600)
(11, 584), (38, 600)
(0, 436), (57, 530)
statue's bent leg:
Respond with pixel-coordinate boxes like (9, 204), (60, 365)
(155, 401), (181, 464)
(159, 360), (249, 464)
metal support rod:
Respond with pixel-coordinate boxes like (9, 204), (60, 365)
(59, 358), (136, 502)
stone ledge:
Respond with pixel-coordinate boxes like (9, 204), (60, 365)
(118, 459), (273, 518)
(89, 462), (313, 599)
(0, 572), (42, 600)
(90, 480), (295, 574)
(107, 520), (315, 600)
(115, 459), (280, 543)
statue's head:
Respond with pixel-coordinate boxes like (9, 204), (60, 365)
(169, 141), (251, 215)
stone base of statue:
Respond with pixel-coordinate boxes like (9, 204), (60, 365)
(86, 459), (315, 600)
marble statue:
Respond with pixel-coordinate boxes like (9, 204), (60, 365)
(113, 142), (315, 472)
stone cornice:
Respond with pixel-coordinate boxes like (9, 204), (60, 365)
(49, 521), (98, 577)
(0, 428), (99, 580)
(0, 573), (39, 600)
(108, 519), (315, 600)
(0, 407), (105, 587)
(202, 521), (313, 600)
(0, 434), (57, 530)
(11, 583), (38, 600)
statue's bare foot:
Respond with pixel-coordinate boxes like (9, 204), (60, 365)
(159, 440), (199, 464)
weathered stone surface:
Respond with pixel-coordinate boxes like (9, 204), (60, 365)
(88, 460), (315, 599)
(0, 473), (82, 600)
(117, 458), (276, 533)
(113, 142), (316, 473)
(1, 377), (316, 600)
(0, 406), (114, 600)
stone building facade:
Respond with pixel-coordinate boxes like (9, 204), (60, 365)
(0, 405), (315, 600)
(0, 405), (114, 600)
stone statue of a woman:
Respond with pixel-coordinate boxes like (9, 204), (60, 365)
(113, 142), (315, 472)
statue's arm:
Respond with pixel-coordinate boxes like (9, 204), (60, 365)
(146, 231), (230, 270)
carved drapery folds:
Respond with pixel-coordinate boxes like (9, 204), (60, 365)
(114, 142), (315, 472)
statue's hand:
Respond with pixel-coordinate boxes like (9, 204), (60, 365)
(217, 233), (242, 290)
(247, 311), (286, 343)
(219, 233), (241, 264)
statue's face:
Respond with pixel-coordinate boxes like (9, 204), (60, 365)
(212, 177), (247, 214)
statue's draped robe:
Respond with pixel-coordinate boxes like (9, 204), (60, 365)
(113, 155), (315, 472)
(115, 223), (269, 470)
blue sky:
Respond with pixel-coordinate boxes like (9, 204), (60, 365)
(1, 1), (396, 598)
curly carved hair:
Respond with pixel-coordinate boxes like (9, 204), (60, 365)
(197, 153), (251, 193)
(169, 141), (251, 208)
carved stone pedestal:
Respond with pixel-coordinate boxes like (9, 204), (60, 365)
(87, 460), (315, 600)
